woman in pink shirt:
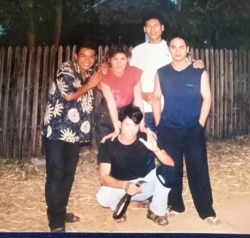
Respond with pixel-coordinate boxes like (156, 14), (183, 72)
(95, 44), (145, 147)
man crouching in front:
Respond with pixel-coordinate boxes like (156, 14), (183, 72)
(96, 105), (175, 226)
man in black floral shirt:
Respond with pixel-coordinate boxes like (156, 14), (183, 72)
(41, 40), (102, 232)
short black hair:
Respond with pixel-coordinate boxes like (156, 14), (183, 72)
(118, 105), (143, 125)
(142, 10), (164, 26)
(167, 33), (190, 47)
(75, 38), (98, 54)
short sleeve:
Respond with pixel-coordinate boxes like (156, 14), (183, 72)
(97, 141), (111, 164)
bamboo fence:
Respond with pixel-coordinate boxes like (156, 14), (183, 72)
(0, 45), (249, 160)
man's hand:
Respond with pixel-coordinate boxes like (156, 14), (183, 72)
(139, 128), (158, 152)
(192, 59), (205, 69)
(142, 92), (159, 104)
(86, 70), (103, 88)
(98, 63), (108, 75)
(124, 182), (142, 196)
(100, 129), (120, 143)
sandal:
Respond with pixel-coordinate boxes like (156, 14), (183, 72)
(114, 213), (127, 223)
(206, 216), (221, 226)
(137, 200), (150, 208)
(166, 206), (180, 217)
(51, 227), (65, 233)
(65, 213), (80, 223)
(147, 209), (168, 226)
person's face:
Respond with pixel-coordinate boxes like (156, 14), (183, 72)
(144, 18), (164, 43)
(74, 48), (96, 73)
(109, 53), (129, 75)
(169, 37), (189, 62)
(120, 117), (140, 142)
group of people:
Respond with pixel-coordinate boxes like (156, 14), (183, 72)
(41, 11), (220, 232)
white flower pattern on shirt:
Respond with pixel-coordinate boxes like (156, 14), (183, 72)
(44, 103), (54, 125)
(60, 128), (79, 143)
(68, 108), (80, 123)
(41, 60), (94, 143)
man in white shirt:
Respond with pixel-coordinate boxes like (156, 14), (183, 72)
(130, 12), (172, 172)
(130, 11), (203, 173)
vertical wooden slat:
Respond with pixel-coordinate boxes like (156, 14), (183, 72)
(17, 47), (28, 159)
(238, 50), (243, 134)
(0, 48), (5, 116)
(8, 47), (19, 158)
(2, 47), (12, 158)
(228, 50), (234, 135)
(233, 50), (239, 136)
(31, 46), (42, 156)
(246, 50), (250, 134)
(48, 45), (56, 91)
(24, 47), (34, 158)
(57, 45), (63, 67)
(224, 49), (229, 137)
(219, 49), (225, 137)
(200, 48), (205, 63)
(241, 50), (247, 134)
(214, 49), (220, 137)
(205, 48), (211, 137)
(13, 47), (20, 158)
(97, 45), (104, 64)
(65, 45), (71, 62)
(39, 46), (49, 153)
(72, 45), (76, 60)
(209, 48), (215, 137)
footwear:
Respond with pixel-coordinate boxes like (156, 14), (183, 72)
(65, 213), (80, 223)
(137, 200), (150, 208)
(51, 227), (65, 232)
(166, 206), (180, 217)
(114, 213), (127, 223)
(147, 209), (168, 226)
(206, 216), (221, 226)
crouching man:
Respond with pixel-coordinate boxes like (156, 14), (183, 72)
(96, 105), (175, 226)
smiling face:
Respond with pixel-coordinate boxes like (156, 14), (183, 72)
(74, 48), (96, 73)
(169, 37), (189, 62)
(144, 18), (164, 44)
(109, 53), (129, 76)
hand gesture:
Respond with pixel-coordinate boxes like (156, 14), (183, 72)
(139, 128), (158, 152)
(87, 70), (103, 88)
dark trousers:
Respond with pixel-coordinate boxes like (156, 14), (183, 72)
(43, 137), (79, 230)
(144, 112), (156, 172)
(158, 123), (216, 219)
(94, 100), (114, 149)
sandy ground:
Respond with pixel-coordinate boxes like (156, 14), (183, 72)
(0, 136), (250, 235)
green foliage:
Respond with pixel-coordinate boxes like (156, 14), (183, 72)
(0, 0), (249, 48)
(173, 0), (250, 49)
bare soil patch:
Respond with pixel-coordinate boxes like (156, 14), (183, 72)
(0, 136), (250, 234)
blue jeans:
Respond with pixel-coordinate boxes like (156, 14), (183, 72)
(43, 137), (79, 230)
(96, 169), (171, 216)
(144, 112), (156, 172)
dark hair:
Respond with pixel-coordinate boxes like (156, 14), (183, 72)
(118, 105), (143, 125)
(167, 33), (190, 47)
(105, 44), (131, 62)
(142, 11), (164, 26)
(75, 38), (98, 54)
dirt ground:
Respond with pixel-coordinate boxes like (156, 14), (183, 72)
(0, 136), (250, 234)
